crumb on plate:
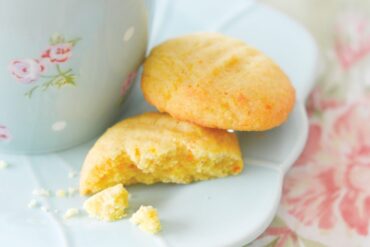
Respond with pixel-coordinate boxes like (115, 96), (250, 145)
(63, 208), (80, 219)
(41, 206), (50, 212)
(67, 187), (79, 196)
(83, 184), (129, 221)
(130, 205), (161, 234)
(27, 199), (39, 208)
(56, 189), (67, 198)
(0, 160), (9, 170)
(32, 188), (51, 197)
(68, 171), (78, 178)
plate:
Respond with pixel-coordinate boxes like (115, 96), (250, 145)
(0, 0), (319, 246)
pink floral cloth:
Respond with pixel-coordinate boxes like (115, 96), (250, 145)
(250, 9), (370, 247)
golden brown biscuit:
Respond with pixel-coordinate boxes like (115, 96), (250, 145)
(80, 112), (243, 195)
(141, 32), (295, 131)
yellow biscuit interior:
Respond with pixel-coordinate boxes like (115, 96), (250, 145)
(80, 112), (243, 195)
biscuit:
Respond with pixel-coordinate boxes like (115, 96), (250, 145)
(80, 112), (243, 195)
(141, 32), (295, 131)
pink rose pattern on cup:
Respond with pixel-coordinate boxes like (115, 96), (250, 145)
(8, 59), (45, 84)
(253, 11), (370, 247)
(121, 71), (137, 97)
(8, 33), (81, 98)
(0, 125), (11, 142)
(119, 70), (137, 105)
(41, 43), (73, 64)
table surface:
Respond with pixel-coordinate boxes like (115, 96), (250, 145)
(249, 0), (370, 246)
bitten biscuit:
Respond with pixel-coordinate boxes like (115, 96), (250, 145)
(141, 32), (295, 131)
(80, 112), (243, 195)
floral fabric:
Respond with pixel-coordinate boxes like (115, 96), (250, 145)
(250, 7), (370, 247)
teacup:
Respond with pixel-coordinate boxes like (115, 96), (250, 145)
(0, 0), (154, 154)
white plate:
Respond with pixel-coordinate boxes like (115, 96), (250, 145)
(0, 1), (319, 246)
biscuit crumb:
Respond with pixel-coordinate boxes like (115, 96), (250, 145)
(33, 188), (51, 197)
(130, 205), (161, 234)
(84, 184), (129, 221)
(63, 208), (80, 219)
(67, 187), (78, 196)
(27, 199), (39, 208)
(56, 189), (67, 198)
(0, 160), (9, 170)
(68, 171), (78, 178)
(41, 206), (50, 212)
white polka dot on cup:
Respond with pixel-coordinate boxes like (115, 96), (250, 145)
(52, 121), (67, 132)
(123, 26), (135, 42)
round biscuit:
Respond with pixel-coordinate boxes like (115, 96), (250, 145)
(141, 32), (296, 131)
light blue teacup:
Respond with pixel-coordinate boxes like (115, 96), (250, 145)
(0, 0), (154, 154)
